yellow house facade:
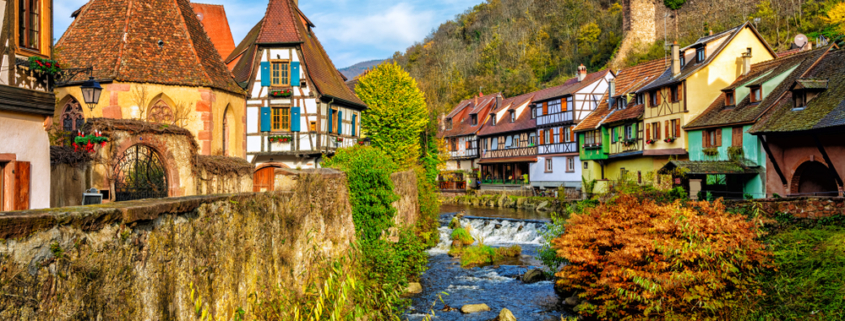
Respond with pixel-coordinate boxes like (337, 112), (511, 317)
(637, 23), (776, 172)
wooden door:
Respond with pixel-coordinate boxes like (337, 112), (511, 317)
(14, 161), (30, 210)
(253, 167), (275, 192)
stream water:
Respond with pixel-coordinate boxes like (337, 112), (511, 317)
(404, 205), (570, 320)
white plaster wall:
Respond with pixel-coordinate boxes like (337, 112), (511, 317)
(0, 110), (50, 209)
(530, 156), (582, 187)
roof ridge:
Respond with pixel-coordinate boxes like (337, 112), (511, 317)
(174, 0), (217, 88)
(114, 0), (135, 80)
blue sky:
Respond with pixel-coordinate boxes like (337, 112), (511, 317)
(54, 0), (483, 68)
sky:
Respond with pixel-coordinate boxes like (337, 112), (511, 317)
(54, 0), (483, 69)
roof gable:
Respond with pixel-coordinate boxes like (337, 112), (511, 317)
(534, 70), (612, 102)
(257, 0), (303, 44)
(190, 3), (236, 59)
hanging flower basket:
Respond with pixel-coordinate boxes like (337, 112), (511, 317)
(646, 139), (656, 145)
(72, 131), (108, 153)
(622, 138), (637, 146)
(28, 56), (62, 75)
(664, 137), (676, 143)
(269, 88), (293, 98)
(269, 135), (292, 143)
(336, 137), (344, 143)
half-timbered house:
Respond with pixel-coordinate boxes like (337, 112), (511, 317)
(439, 93), (500, 171)
(227, 0), (367, 191)
(636, 23), (776, 172)
(574, 58), (668, 189)
(0, 0), (55, 210)
(529, 66), (613, 191)
(476, 92), (538, 190)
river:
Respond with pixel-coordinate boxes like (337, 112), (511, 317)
(404, 205), (570, 320)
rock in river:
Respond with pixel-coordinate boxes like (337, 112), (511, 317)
(496, 308), (517, 321)
(461, 303), (491, 314)
(405, 282), (422, 294)
(522, 269), (546, 284)
(564, 295), (581, 306)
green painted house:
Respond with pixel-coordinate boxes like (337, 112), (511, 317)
(672, 48), (830, 199)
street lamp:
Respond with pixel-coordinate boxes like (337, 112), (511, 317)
(80, 76), (103, 112)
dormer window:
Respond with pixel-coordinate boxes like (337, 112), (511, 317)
(725, 91), (735, 107)
(696, 46), (706, 63)
(446, 118), (453, 130)
(471, 114), (478, 126)
(616, 96), (627, 110)
(793, 91), (807, 110)
(509, 110), (516, 123)
(680, 55), (686, 67)
(637, 94), (644, 105)
(791, 79), (828, 111)
(749, 86), (762, 103)
(531, 106), (536, 119)
(490, 114), (497, 126)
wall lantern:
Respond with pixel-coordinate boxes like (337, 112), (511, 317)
(80, 77), (103, 112)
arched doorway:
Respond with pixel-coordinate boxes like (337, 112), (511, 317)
(60, 98), (85, 132)
(792, 161), (839, 196)
(113, 145), (169, 201)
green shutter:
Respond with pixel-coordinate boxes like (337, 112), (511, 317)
(291, 107), (301, 132)
(351, 114), (357, 136)
(291, 62), (301, 86)
(337, 111), (343, 135)
(260, 107), (271, 132)
(327, 109), (333, 133)
(261, 62), (270, 87)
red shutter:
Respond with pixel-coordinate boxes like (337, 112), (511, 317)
(704, 131), (709, 148)
(549, 129), (555, 144)
(657, 90), (662, 105)
(715, 129), (722, 147)
(646, 123), (651, 140)
(559, 127), (565, 142)
(14, 161), (30, 210)
(543, 102), (548, 115)
(539, 130), (545, 145)
(571, 126), (576, 142)
(664, 120), (669, 139)
(675, 119), (681, 138)
(657, 122), (662, 139)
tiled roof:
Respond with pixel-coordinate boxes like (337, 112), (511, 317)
(794, 79), (829, 90)
(534, 70), (611, 102)
(574, 58), (669, 132)
(662, 160), (761, 175)
(228, 0), (365, 108)
(439, 94), (500, 138)
(57, 0), (244, 95)
(638, 23), (776, 94)
(190, 3), (236, 59)
(477, 93), (536, 136)
(752, 49), (845, 133)
(686, 48), (829, 130)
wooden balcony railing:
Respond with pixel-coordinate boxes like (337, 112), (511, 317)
(439, 181), (467, 190)
(450, 149), (478, 159)
(537, 111), (573, 126)
(481, 146), (537, 159)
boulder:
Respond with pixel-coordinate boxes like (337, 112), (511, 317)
(563, 295), (580, 307)
(448, 217), (461, 229)
(494, 224), (503, 229)
(461, 303), (491, 314)
(496, 308), (517, 321)
(522, 269), (546, 284)
(451, 240), (463, 248)
(536, 201), (550, 212)
(405, 282), (422, 295)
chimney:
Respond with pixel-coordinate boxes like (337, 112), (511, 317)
(671, 42), (681, 77)
(577, 64), (587, 82)
(609, 79), (616, 98)
(439, 113), (446, 131)
(496, 94), (502, 109)
(709, 29), (713, 36)
(742, 47), (752, 76)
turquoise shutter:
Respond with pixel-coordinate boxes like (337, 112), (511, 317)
(351, 114), (357, 136)
(337, 111), (343, 135)
(291, 107), (301, 132)
(261, 62), (271, 87)
(327, 109), (333, 133)
(260, 107), (271, 132)
(291, 62), (301, 86)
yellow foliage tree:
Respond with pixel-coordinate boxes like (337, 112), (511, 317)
(823, 2), (845, 34)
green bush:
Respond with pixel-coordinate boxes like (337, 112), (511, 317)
(460, 245), (498, 267)
(450, 228), (474, 245)
(495, 245), (522, 257)
(538, 212), (569, 274)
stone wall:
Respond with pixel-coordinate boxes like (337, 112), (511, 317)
(390, 171), (419, 228)
(725, 197), (845, 219)
(0, 170), (356, 320)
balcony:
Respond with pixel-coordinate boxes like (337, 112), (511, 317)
(537, 111), (573, 127)
(482, 146), (537, 159)
(249, 132), (360, 157)
(480, 178), (528, 185)
(439, 181), (467, 190)
(538, 142), (577, 155)
(450, 148), (478, 160)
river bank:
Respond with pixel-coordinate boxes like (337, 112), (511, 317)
(441, 194), (576, 214)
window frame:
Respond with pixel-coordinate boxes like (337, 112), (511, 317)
(750, 86), (762, 103)
(271, 107), (291, 131)
(725, 91), (735, 106)
(625, 125), (633, 140)
(490, 114), (496, 126)
(793, 91), (806, 110)
(649, 91), (658, 107)
(696, 46), (706, 63)
(671, 86), (679, 102)
(545, 158), (553, 173)
(18, 0), (42, 51)
(270, 60), (291, 87)
(566, 157), (575, 173)
(510, 110), (516, 123)
(446, 118), (453, 130)
(471, 114), (478, 126)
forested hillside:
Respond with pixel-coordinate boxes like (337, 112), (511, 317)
(391, 0), (845, 115)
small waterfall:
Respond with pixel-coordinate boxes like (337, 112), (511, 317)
(428, 216), (547, 255)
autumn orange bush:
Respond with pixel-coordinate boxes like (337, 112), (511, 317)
(553, 194), (770, 320)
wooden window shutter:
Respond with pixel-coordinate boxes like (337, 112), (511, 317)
(14, 162), (31, 210)
(656, 122), (662, 139)
(677, 84), (684, 102)
(260, 62), (271, 87)
(675, 119), (681, 138)
(733, 127), (743, 147)
(646, 123), (651, 140)
(715, 129), (723, 147)
(543, 102), (548, 115)
(539, 130), (545, 145)
(559, 127), (565, 142)
(550, 129), (556, 144)
(261, 107), (271, 132)
(291, 62), (301, 86)
(657, 90), (662, 105)
(664, 120), (669, 139)
(291, 107), (301, 132)
(571, 126), (576, 142)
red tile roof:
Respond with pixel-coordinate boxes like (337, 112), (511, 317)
(58, 0), (244, 95)
(575, 58), (669, 132)
(257, 0), (303, 44)
(190, 3), (236, 59)
(477, 92), (536, 136)
(439, 94), (500, 138)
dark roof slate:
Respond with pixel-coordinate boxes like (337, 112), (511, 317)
(534, 70), (611, 102)
(662, 160), (761, 175)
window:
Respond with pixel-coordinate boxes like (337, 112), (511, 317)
(60, 99), (84, 132)
(637, 94), (644, 105)
(490, 114), (496, 126)
(696, 46), (705, 63)
(328, 109), (337, 132)
(567, 157), (575, 172)
(670, 119), (678, 138)
(793, 91), (806, 110)
(732, 127), (744, 147)
(565, 127), (571, 142)
(446, 118), (453, 130)
(272, 107), (290, 131)
(545, 159), (553, 172)
(650, 91), (658, 107)
(725, 91), (735, 106)
(310, 121), (317, 132)
(617, 96), (627, 110)
(18, 0), (41, 50)
(585, 130), (602, 146)
(625, 125), (633, 140)
(548, 99), (562, 114)
(671, 86), (679, 102)
(704, 129), (722, 148)
(544, 130), (550, 145)
(611, 127), (618, 143)
(451, 138), (457, 151)
(471, 114), (478, 125)
(531, 106), (537, 119)
(510, 110), (516, 123)
(529, 133), (536, 145)
(584, 162), (589, 169)
(750, 86), (762, 103)
(271, 61), (290, 86)
(680, 55), (686, 67)
(566, 96), (574, 111)
(512, 135), (519, 148)
(650, 122), (661, 140)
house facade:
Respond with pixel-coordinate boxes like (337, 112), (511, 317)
(477, 93), (537, 190)
(228, 0), (367, 191)
(0, 0), (55, 210)
(635, 23), (777, 174)
(575, 58), (668, 190)
(530, 66), (613, 191)
(440, 93), (499, 171)
(750, 49), (845, 197)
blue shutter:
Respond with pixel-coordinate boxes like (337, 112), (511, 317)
(260, 62), (271, 87)
(327, 109), (333, 133)
(291, 62), (301, 87)
(351, 114), (357, 136)
(260, 107), (271, 132)
(337, 111), (343, 135)
(291, 107), (301, 132)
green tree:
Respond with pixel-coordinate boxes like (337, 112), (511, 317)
(355, 62), (429, 168)
(664, 0), (686, 41)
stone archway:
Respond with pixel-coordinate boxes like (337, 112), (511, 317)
(791, 161), (839, 196)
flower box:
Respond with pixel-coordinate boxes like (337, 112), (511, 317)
(72, 131), (108, 153)
(646, 139), (656, 145)
(269, 88), (293, 98)
(28, 57), (62, 75)
(269, 135), (292, 143)
(664, 137), (676, 143)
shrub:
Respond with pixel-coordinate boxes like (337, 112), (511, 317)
(552, 194), (770, 320)
(495, 245), (522, 257)
(460, 245), (498, 267)
(450, 228), (474, 246)
(538, 212), (569, 274)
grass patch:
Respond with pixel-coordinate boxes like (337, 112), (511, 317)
(450, 227), (474, 246)
(460, 245), (497, 267)
(495, 245), (522, 258)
